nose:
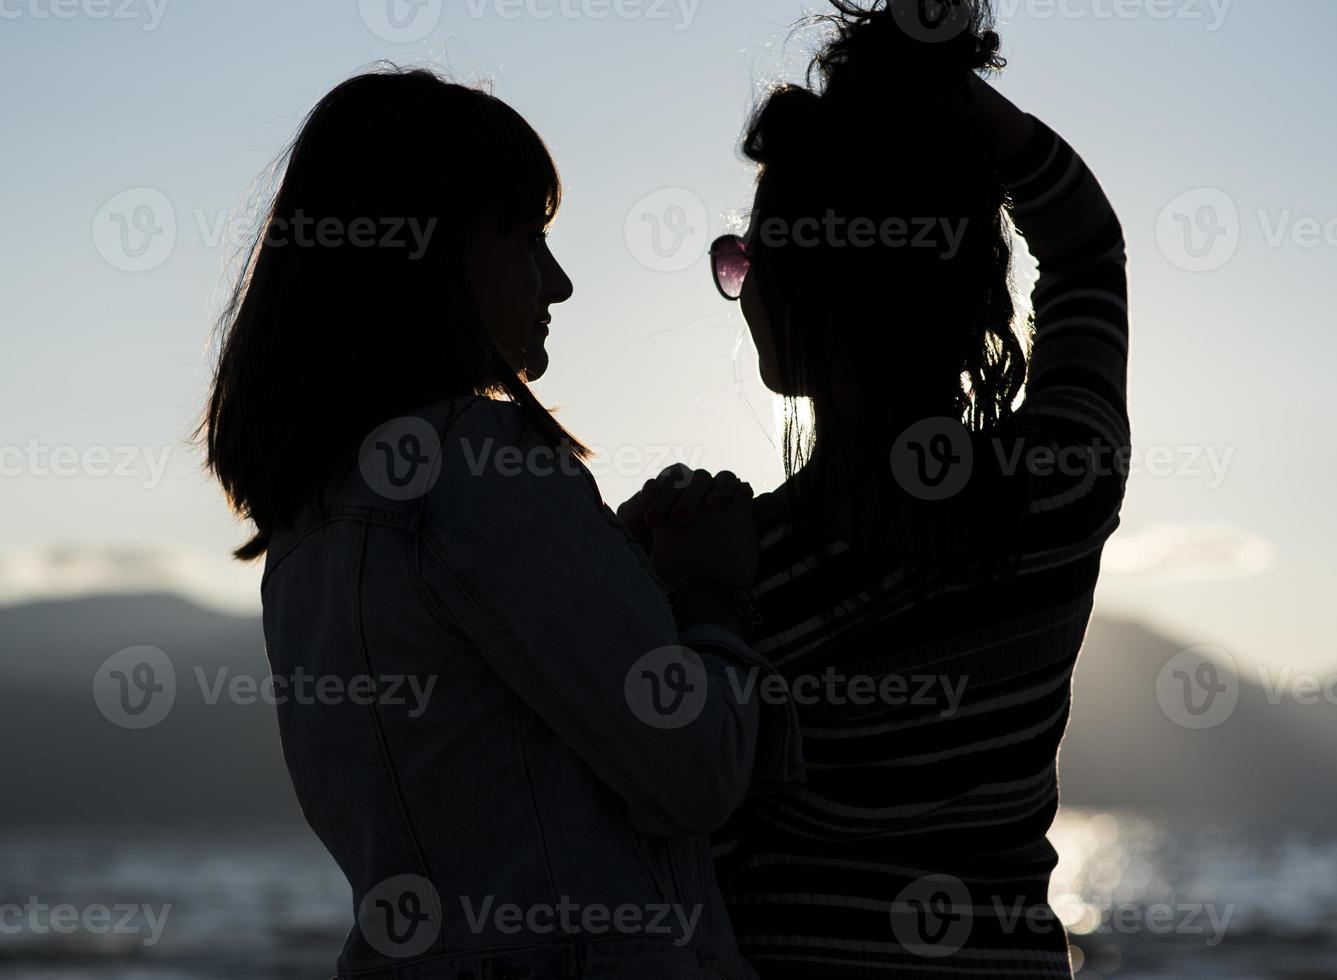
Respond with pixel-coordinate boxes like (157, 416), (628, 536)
(541, 245), (574, 306)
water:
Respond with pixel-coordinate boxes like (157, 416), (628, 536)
(1049, 811), (1337, 978)
(2, 811), (1336, 979)
(0, 830), (347, 979)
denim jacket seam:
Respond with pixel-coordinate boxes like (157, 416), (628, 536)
(413, 526), (693, 838)
(263, 393), (488, 589)
(511, 695), (563, 912)
(350, 519), (448, 958)
(262, 511), (417, 590)
(679, 628), (806, 795)
(262, 516), (343, 588)
(410, 516), (645, 901)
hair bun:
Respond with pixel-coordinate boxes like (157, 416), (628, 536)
(815, 0), (1006, 98)
(742, 2), (1005, 168)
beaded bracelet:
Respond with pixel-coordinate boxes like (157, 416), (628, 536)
(666, 577), (763, 637)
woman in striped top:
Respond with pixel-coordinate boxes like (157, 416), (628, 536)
(650, 1), (1128, 976)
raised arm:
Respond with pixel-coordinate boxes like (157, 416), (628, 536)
(971, 79), (1130, 541)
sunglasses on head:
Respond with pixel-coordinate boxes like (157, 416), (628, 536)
(709, 234), (750, 302)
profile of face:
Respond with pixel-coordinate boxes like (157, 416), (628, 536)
(468, 216), (574, 381)
(740, 202), (791, 396)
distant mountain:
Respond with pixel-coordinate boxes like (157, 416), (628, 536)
(1063, 616), (1337, 827)
(2, 593), (1333, 830)
(2, 593), (304, 830)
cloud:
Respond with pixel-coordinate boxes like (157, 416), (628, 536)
(0, 545), (260, 614)
(1103, 522), (1275, 584)
(0, 522), (1276, 613)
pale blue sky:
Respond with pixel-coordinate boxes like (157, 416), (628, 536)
(1, 0), (1332, 673)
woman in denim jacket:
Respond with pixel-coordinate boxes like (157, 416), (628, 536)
(200, 67), (802, 980)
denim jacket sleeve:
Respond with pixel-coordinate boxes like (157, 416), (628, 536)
(415, 402), (804, 837)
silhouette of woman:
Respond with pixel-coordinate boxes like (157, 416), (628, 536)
(200, 66), (802, 980)
(621, 2), (1129, 976)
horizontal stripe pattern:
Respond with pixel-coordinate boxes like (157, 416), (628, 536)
(713, 119), (1128, 979)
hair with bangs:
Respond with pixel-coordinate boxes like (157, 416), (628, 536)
(199, 66), (584, 561)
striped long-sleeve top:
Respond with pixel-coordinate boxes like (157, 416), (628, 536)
(713, 118), (1129, 979)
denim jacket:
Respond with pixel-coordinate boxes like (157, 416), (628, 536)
(261, 396), (805, 979)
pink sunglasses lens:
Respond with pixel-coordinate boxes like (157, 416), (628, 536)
(713, 239), (750, 300)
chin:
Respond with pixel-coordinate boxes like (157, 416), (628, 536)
(522, 349), (549, 381)
(759, 359), (788, 396)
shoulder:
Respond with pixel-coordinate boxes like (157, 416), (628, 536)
(415, 396), (601, 524)
(412, 395), (523, 445)
(331, 395), (591, 513)
(382, 395), (562, 483)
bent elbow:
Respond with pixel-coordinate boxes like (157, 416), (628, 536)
(628, 726), (757, 836)
(629, 775), (749, 837)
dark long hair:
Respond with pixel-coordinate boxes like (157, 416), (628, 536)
(746, 0), (1030, 589)
(199, 66), (586, 561)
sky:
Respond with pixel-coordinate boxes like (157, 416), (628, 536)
(1, 0), (1333, 676)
